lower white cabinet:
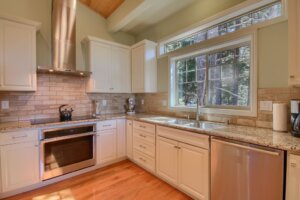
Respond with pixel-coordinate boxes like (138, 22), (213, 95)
(96, 129), (117, 165)
(156, 137), (178, 185)
(0, 141), (39, 192)
(156, 126), (209, 200)
(286, 153), (300, 200)
(126, 120), (133, 159)
(117, 119), (126, 158)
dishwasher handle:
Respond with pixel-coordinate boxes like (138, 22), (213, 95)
(212, 139), (280, 156)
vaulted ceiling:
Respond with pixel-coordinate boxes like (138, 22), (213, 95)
(79, 0), (125, 18)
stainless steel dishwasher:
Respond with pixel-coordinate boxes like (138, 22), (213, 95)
(211, 137), (284, 200)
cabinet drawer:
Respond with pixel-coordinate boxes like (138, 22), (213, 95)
(157, 126), (209, 149)
(133, 121), (155, 134)
(0, 129), (38, 145)
(133, 150), (155, 173)
(133, 129), (155, 144)
(133, 137), (155, 157)
(97, 120), (117, 131)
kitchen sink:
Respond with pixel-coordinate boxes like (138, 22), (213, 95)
(144, 117), (226, 129)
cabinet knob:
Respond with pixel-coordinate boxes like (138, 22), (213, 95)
(290, 75), (295, 78)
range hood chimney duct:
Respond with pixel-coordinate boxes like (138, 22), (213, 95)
(37, 0), (91, 76)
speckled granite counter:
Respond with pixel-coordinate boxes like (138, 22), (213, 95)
(1, 113), (300, 153)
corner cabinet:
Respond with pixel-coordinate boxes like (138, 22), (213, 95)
(131, 40), (157, 93)
(288, 0), (300, 86)
(0, 16), (40, 91)
(83, 36), (131, 93)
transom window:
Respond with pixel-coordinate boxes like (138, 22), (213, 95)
(163, 1), (282, 54)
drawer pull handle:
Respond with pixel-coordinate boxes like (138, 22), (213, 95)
(139, 125), (146, 128)
(12, 135), (27, 139)
(291, 163), (297, 168)
(139, 145), (146, 149)
(139, 157), (146, 162)
(174, 146), (181, 149)
(103, 125), (112, 127)
(139, 134), (146, 138)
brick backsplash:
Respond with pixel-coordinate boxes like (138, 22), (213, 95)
(0, 74), (132, 122)
(135, 88), (300, 129)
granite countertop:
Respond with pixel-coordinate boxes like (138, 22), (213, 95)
(1, 113), (300, 153)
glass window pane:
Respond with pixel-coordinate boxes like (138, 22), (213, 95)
(197, 69), (206, 82)
(196, 55), (206, 69)
(187, 71), (196, 82)
(178, 73), (186, 83)
(164, 2), (281, 54)
(187, 59), (196, 71)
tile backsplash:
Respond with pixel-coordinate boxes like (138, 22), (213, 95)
(0, 74), (132, 122)
(135, 88), (300, 129)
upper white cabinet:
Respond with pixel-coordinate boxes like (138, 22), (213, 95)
(131, 40), (157, 93)
(83, 36), (131, 93)
(288, 0), (300, 86)
(0, 16), (40, 91)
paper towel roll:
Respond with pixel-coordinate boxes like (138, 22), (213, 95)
(273, 103), (288, 132)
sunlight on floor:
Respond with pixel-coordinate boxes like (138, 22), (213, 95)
(32, 189), (75, 200)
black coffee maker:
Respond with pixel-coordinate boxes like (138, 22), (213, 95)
(291, 100), (300, 137)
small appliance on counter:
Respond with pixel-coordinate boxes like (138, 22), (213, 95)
(291, 99), (300, 137)
(125, 97), (135, 115)
(59, 104), (74, 121)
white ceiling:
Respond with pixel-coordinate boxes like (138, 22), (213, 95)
(107, 0), (196, 35)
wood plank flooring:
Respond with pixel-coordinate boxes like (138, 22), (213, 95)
(4, 160), (191, 200)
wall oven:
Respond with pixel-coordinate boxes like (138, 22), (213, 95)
(39, 123), (96, 180)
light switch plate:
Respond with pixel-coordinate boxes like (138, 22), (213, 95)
(102, 100), (107, 107)
(162, 100), (167, 107)
(141, 99), (144, 105)
(1, 101), (9, 110)
(260, 101), (273, 111)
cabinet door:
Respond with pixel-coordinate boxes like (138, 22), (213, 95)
(178, 143), (209, 200)
(117, 119), (126, 158)
(88, 42), (112, 92)
(286, 154), (300, 200)
(111, 46), (131, 93)
(126, 120), (133, 159)
(0, 20), (36, 91)
(0, 141), (39, 192)
(156, 136), (178, 185)
(289, 0), (300, 85)
(96, 129), (117, 165)
(131, 45), (145, 92)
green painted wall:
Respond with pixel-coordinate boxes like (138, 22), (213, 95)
(136, 0), (288, 90)
(258, 21), (288, 88)
(136, 0), (246, 42)
(0, 0), (135, 70)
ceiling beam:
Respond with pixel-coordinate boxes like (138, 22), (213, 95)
(107, 0), (154, 32)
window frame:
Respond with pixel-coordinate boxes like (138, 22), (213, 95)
(158, 0), (287, 57)
(169, 32), (257, 117)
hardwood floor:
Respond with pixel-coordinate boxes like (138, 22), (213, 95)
(4, 160), (191, 200)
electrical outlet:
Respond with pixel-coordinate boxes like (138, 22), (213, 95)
(162, 100), (167, 107)
(102, 100), (107, 107)
(1, 101), (9, 110)
(260, 101), (273, 111)
(141, 99), (144, 105)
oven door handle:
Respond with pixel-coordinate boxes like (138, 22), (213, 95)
(40, 132), (96, 144)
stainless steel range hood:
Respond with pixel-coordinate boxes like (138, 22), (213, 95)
(37, 0), (91, 76)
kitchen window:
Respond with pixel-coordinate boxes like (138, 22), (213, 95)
(170, 35), (257, 116)
(159, 0), (285, 55)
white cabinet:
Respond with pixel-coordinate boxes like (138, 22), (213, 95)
(0, 129), (39, 192)
(288, 0), (300, 86)
(96, 119), (126, 165)
(96, 129), (117, 165)
(131, 40), (157, 93)
(117, 119), (126, 158)
(0, 17), (40, 91)
(132, 121), (156, 173)
(126, 120), (133, 159)
(84, 36), (131, 93)
(286, 154), (300, 200)
(156, 136), (178, 185)
(156, 126), (209, 200)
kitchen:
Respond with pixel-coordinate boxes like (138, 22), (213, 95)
(0, 0), (298, 199)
